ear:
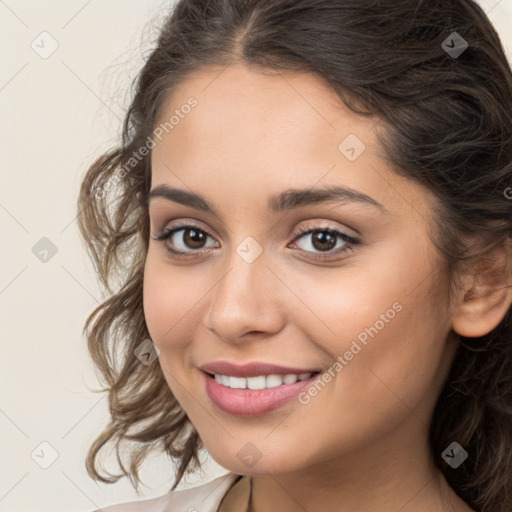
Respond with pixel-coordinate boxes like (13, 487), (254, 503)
(452, 238), (512, 338)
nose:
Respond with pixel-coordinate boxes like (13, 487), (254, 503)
(204, 243), (287, 344)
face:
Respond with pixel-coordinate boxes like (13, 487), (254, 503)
(143, 63), (459, 477)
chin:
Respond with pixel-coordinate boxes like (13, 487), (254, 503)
(206, 441), (304, 477)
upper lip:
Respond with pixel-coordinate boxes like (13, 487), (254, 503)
(199, 361), (320, 378)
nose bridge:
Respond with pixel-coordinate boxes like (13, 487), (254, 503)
(205, 237), (285, 341)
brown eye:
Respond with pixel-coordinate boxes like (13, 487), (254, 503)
(309, 230), (338, 252)
(290, 226), (360, 261)
(152, 223), (219, 257)
(182, 228), (207, 249)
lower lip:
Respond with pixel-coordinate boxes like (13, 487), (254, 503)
(202, 371), (320, 416)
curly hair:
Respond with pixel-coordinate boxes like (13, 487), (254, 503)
(77, 0), (512, 510)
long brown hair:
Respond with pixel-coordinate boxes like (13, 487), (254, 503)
(77, 1), (512, 510)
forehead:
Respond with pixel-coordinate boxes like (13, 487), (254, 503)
(153, 64), (375, 182)
(150, 63), (435, 224)
(155, 63), (376, 158)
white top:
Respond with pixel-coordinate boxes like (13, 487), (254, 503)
(93, 472), (241, 512)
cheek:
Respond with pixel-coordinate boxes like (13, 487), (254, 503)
(291, 246), (451, 413)
(142, 253), (200, 405)
(285, 258), (408, 358)
(142, 252), (199, 352)
(273, 271), (451, 467)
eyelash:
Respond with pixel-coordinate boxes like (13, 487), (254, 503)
(152, 221), (360, 261)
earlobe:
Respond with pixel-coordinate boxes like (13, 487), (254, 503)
(452, 238), (512, 338)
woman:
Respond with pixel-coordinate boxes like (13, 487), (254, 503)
(79, 0), (512, 510)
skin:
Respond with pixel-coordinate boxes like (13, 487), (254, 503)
(143, 63), (510, 511)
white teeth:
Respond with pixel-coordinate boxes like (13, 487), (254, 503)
(247, 375), (266, 390)
(266, 374), (283, 388)
(229, 376), (246, 389)
(283, 374), (298, 384)
(213, 372), (313, 389)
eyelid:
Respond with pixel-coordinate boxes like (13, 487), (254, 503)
(153, 220), (219, 250)
(287, 224), (359, 259)
(154, 218), (216, 239)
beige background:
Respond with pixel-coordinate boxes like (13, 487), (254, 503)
(1, 0), (511, 510)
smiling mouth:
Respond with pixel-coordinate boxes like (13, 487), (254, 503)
(205, 371), (320, 390)
(202, 369), (322, 416)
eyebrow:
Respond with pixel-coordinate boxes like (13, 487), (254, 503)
(148, 184), (386, 215)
